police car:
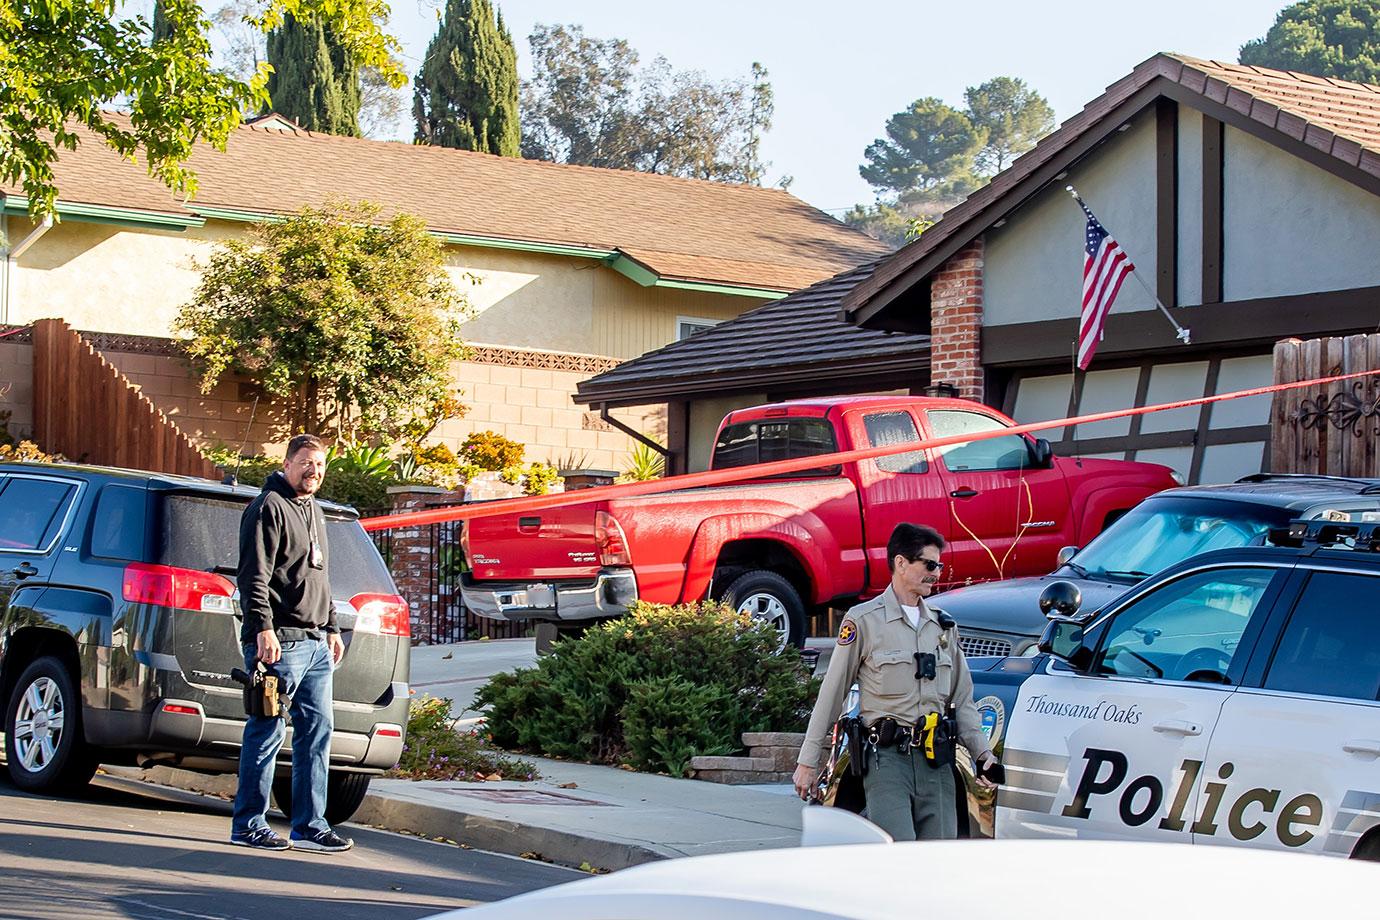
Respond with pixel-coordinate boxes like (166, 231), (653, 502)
(961, 518), (1380, 860)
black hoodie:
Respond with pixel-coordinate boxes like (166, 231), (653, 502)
(237, 470), (336, 644)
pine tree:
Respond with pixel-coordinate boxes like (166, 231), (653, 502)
(413, 0), (520, 155)
(266, 13), (361, 137)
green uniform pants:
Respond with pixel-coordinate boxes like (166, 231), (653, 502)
(863, 745), (957, 841)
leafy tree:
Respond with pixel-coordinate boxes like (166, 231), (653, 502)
(176, 202), (470, 440)
(1, 0), (402, 218)
(859, 97), (984, 197)
(1240, 0), (1380, 82)
(520, 23), (774, 184)
(266, 13), (361, 136)
(414, 0), (521, 155)
(964, 76), (1055, 175)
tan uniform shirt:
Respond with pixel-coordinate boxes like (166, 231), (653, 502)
(797, 585), (992, 770)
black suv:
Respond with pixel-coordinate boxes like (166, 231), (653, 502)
(937, 474), (1380, 658)
(0, 463), (410, 823)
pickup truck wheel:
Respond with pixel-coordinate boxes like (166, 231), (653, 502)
(4, 656), (97, 793)
(720, 570), (806, 652)
(274, 770), (373, 826)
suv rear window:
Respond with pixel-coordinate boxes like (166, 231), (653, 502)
(712, 419), (840, 477)
(156, 493), (394, 599)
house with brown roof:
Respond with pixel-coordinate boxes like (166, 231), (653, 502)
(0, 116), (883, 470)
(581, 53), (1380, 483)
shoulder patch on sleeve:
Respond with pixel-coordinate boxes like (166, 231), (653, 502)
(837, 619), (858, 646)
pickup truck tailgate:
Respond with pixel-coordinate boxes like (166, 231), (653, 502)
(466, 500), (603, 581)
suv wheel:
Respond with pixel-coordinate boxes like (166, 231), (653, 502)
(719, 570), (806, 652)
(274, 771), (373, 826)
(4, 656), (97, 793)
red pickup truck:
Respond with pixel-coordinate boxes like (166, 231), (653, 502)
(459, 396), (1178, 648)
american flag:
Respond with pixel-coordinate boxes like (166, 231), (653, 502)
(1077, 200), (1134, 370)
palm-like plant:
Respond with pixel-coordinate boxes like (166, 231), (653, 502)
(621, 443), (665, 481)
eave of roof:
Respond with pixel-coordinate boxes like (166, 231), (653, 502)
(1, 193), (205, 231)
(844, 52), (1380, 330)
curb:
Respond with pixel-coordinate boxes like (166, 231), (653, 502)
(105, 765), (669, 872)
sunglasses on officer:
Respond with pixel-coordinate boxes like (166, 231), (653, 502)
(900, 555), (945, 573)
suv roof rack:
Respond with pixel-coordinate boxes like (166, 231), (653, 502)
(1236, 472), (1380, 487)
(1288, 519), (1380, 553)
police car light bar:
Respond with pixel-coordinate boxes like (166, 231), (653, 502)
(1288, 520), (1380, 552)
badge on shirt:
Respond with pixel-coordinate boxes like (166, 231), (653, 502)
(837, 619), (857, 646)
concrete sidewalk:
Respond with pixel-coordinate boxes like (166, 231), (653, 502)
(121, 636), (834, 872)
(121, 757), (806, 872)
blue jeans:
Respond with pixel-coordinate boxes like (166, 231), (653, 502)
(232, 637), (334, 837)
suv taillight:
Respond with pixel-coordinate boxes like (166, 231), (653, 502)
(350, 593), (411, 638)
(594, 510), (631, 567)
(123, 563), (235, 613)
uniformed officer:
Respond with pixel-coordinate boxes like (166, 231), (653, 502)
(793, 522), (1001, 840)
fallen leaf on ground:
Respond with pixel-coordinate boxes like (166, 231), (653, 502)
(556, 782), (578, 789)
(486, 773), (502, 781)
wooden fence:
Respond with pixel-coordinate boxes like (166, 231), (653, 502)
(1271, 333), (1380, 478)
(32, 319), (219, 479)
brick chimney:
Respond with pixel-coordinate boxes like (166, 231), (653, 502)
(929, 239), (984, 401)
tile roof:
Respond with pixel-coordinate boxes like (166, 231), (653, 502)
(574, 260), (930, 406)
(3, 114), (886, 292)
(844, 52), (1380, 326)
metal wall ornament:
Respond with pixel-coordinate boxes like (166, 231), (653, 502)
(1294, 380), (1380, 437)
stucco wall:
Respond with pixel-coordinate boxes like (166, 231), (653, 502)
(1222, 125), (1380, 301)
(983, 111), (1159, 327)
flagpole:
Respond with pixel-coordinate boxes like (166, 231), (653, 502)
(1066, 186), (1191, 345)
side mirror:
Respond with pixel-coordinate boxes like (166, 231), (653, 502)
(1038, 580), (1082, 620)
(1056, 545), (1080, 567)
(1038, 617), (1094, 670)
(1029, 438), (1054, 469)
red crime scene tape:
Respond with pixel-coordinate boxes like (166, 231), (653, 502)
(360, 367), (1380, 532)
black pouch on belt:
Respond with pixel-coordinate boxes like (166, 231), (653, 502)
(876, 718), (898, 747)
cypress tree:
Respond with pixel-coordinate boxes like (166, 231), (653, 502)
(413, 0), (520, 156)
(266, 14), (361, 137)
(150, 0), (174, 43)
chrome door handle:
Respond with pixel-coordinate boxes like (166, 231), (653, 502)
(1152, 720), (1202, 736)
(11, 562), (38, 580)
(1343, 740), (1380, 756)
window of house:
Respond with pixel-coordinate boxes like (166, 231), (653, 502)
(677, 318), (718, 341)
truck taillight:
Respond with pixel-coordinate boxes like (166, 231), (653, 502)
(123, 563), (236, 613)
(594, 510), (631, 567)
(350, 593), (411, 638)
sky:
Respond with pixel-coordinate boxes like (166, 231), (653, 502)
(361, 0), (1288, 214)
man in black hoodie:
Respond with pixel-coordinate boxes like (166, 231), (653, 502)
(230, 433), (352, 853)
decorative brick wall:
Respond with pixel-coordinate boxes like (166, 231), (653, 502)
(929, 239), (985, 401)
(385, 485), (453, 637)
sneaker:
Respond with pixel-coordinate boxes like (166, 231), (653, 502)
(291, 828), (353, 852)
(230, 827), (292, 851)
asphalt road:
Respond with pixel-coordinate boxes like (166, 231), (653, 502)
(0, 773), (580, 920)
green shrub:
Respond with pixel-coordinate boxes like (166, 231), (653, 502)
(389, 695), (538, 782)
(476, 601), (818, 776)
(622, 676), (738, 776)
(317, 467), (390, 510)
